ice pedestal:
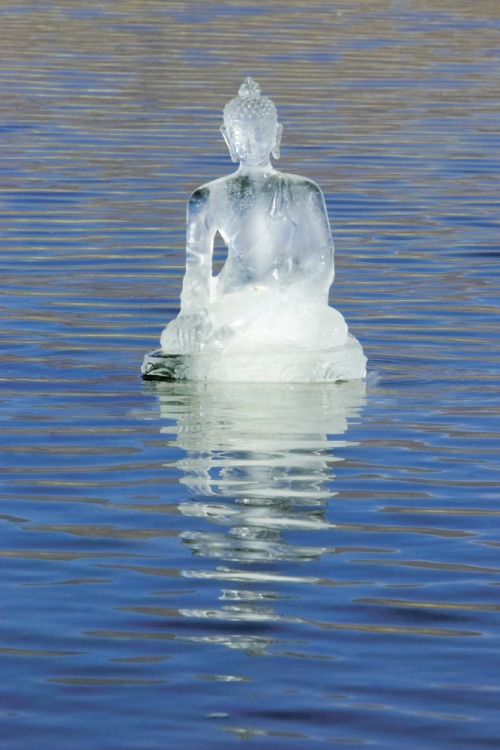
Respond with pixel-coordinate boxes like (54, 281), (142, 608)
(142, 334), (365, 382)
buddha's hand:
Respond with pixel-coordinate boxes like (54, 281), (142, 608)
(160, 313), (212, 355)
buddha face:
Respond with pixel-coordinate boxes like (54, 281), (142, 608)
(221, 118), (283, 167)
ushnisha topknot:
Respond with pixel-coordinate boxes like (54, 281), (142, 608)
(223, 77), (278, 125)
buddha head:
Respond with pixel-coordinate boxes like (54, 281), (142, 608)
(221, 78), (283, 167)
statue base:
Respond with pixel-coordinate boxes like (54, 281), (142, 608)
(141, 334), (366, 383)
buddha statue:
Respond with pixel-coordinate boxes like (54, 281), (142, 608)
(142, 78), (366, 382)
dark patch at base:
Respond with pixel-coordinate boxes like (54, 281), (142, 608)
(141, 349), (191, 381)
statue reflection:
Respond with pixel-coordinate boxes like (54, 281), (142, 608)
(148, 380), (365, 653)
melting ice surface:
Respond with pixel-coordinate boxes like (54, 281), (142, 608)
(142, 78), (366, 382)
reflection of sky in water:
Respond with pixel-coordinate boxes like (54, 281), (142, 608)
(149, 381), (365, 650)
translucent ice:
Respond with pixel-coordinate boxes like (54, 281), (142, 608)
(142, 78), (366, 382)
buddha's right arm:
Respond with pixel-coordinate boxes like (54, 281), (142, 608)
(179, 188), (216, 316)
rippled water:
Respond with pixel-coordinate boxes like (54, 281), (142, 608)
(1, 1), (499, 747)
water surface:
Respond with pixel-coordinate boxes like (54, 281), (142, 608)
(1, 1), (499, 748)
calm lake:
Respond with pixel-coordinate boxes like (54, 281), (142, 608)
(1, 1), (499, 748)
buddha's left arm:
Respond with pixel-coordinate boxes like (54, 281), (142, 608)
(293, 181), (335, 298)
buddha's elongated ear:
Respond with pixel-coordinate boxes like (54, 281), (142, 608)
(220, 125), (238, 163)
(272, 123), (283, 160)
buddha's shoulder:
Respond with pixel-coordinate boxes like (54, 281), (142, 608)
(188, 175), (230, 205)
(279, 172), (324, 197)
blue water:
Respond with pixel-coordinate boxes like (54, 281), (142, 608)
(1, 1), (499, 747)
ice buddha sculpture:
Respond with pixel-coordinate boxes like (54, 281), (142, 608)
(142, 78), (366, 382)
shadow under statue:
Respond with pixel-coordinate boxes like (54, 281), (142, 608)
(142, 77), (366, 382)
